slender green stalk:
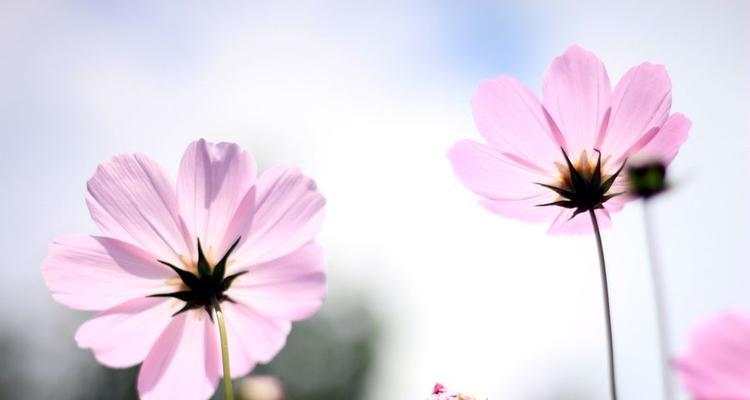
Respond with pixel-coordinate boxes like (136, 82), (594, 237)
(643, 201), (675, 400)
(212, 298), (234, 400)
(589, 210), (618, 400)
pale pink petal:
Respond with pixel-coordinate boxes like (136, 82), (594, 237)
(630, 113), (691, 165)
(177, 139), (257, 257)
(602, 177), (633, 214)
(86, 154), (192, 265)
(448, 140), (555, 200)
(448, 140), (564, 224)
(542, 45), (612, 157)
(547, 208), (611, 235)
(75, 297), (175, 368)
(228, 243), (326, 321)
(235, 166), (325, 265)
(214, 306), (256, 378)
(42, 235), (171, 311)
(473, 76), (564, 168)
(599, 63), (672, 160)
(218, 186), (256, 260)
(602, 194), (632, 214)
(480, 196), (561, 224)
(677, 312), (750, 399)
(221, 302), (292, 374)
(138, 311), (221, 400)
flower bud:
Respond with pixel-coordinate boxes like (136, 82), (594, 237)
(627, 161), (667, 199)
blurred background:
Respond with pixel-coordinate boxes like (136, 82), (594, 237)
(1, 1), (749, 399)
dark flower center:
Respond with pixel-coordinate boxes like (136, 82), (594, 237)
(150, 237), (245, 318)
(627, 162), (667, 199)
(536, 148), (625, 219)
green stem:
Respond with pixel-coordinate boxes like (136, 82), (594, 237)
(212, 298), (234, 400)
(643, 201), (675, 400)
(589, 210), (618, 400)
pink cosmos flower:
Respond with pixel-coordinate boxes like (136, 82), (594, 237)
(237, 375), (285, 400)
(426, 383), (477, 400)
(448, 45), (690, 233)
(42, 139), (326, 400)
(676, 312), (750, 399)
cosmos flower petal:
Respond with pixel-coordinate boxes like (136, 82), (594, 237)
(448, 140), (553, 200)
(472, 75), (564, 168)
(632, 113), (691, 164)
(217, 185), (256, 260)
(42, 235), (172, 311)
(177, 139), (257, 257)
(75, 297), (175, 368)
(228, 243), (326, 321)
(86, 154), (192, 265)
(137, 311), (221, 400)
(547, 208), (612, 235)
(582, 177), (632, 215)
(600, 62), (672, 160)
(676, 312), (750, 399)
(480, 197), (561, 224)
(601, 193), (631, 214)
(237, 166), (326, 264)
(542, 45), (612, 157)
(212, 309), (256, 379)
(222, 302), (292, 368)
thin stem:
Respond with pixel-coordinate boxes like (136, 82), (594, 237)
(589, 210), (618, 400)
(212, 298), (234, 400)
(643, 201), (675, 400)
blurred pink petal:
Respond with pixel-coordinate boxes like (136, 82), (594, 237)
(547, 207), (611, 235)
(42, 139), (327, 400)
(480, 196), (561, 224)
(449, 45), (689, 233)
(677, 312), (750, 399)
(238, 375), (285, 400)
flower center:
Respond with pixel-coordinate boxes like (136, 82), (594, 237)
(536, 148), (625, 219)
(150, 237), (245, 318)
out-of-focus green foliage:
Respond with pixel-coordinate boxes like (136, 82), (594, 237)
(0, 295), (379, 400)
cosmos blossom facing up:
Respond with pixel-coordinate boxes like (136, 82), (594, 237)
(42, 139), (327, 400)
(448, 45), (690, 233)
(676, 312), (750, 399)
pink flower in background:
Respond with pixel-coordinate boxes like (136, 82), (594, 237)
(427, 383), (477, 400)
(676, 312), (750, 399)
(42, 139), (326, 399)
(238, 375), (285, 400)
(448, 45), (690, 233)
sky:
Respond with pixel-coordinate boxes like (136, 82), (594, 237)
(1, 1), (749, 399)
